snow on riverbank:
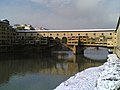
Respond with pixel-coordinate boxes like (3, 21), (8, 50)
(54, 54), (120, 90)
(95, 54), (120, 90)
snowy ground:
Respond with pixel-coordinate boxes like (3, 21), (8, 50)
(54, 54), (120, 90)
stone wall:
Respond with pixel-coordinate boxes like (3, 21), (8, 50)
(115, 16), (120, 58)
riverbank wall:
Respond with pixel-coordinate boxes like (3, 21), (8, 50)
(115, 16), (120, 58)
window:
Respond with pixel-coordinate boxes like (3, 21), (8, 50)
(110, 33), (112, 35)
(100, 39), (102, 41)
(57, 34), (59, 36)
(93, 33), (96, 35)
(22, 37), (24, 39)
(13, 33), (16, 35)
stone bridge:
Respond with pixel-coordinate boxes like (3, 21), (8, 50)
(17, 29), (116, 54)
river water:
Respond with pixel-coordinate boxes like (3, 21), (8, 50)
(0, 47), (108, 90)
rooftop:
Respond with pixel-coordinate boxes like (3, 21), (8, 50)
(16, 29), (115, 33)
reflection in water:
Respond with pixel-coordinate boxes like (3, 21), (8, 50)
(0, 48), (107, 90)
(52, 51), (73, 60)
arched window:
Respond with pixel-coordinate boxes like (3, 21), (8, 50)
(62, 37), (67, 44)
(93, 33), (96, 35)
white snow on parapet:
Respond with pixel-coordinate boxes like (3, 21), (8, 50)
(107, 54), (119, 62)
(95, 54), (120, 90)
(54, 54), (120, 90)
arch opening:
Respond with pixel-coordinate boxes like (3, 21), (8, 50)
(62, 37), (67, 44)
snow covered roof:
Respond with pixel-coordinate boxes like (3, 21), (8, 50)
(16, 29), (115, 33)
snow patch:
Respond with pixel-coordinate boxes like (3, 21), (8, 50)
(95, 54), (120, 90)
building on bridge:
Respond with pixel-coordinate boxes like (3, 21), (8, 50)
(16, 29), (116, 54)
(16, 29), (116, 46)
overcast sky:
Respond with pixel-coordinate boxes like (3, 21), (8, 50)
(0, 0), (120, 29)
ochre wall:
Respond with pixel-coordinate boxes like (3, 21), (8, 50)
(115, 18), (120, 58)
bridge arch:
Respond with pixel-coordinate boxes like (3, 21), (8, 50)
(55, 37), (61, 42)
(49, 37), (54, 41)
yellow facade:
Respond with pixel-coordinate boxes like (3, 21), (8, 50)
(38, 31), (115, 47)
